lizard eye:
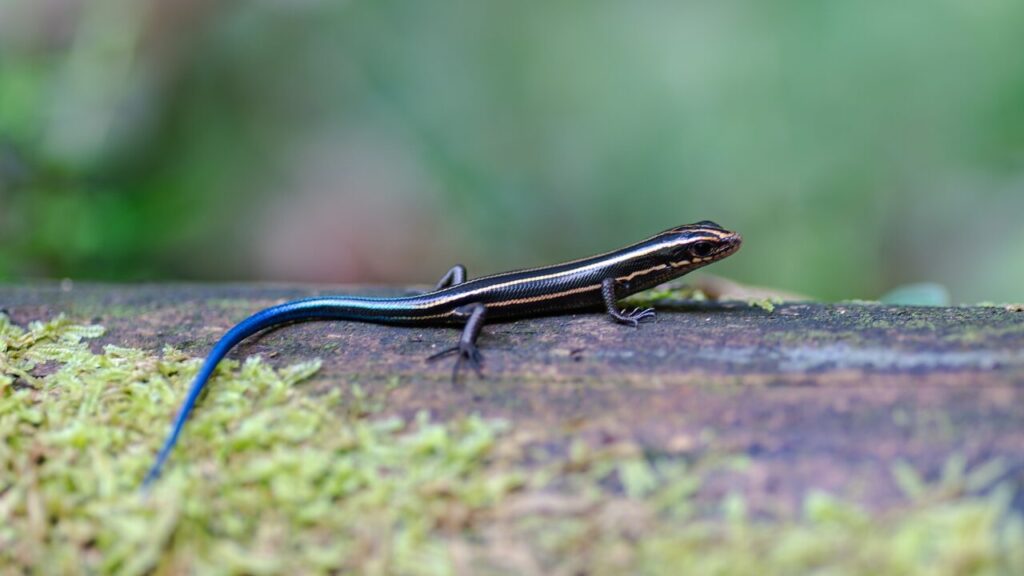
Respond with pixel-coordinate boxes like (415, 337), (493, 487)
(691, 241), (714, 258)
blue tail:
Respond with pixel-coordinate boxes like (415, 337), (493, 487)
(140, 296), (393, 490)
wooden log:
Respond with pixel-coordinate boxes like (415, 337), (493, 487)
(3, 282), (1022, 512)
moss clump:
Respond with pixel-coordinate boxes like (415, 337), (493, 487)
(622, 286), (708, 308)
(2, 313), (1022, 574)
(1, 314), (522, 574)
(746, 297), (778, 313)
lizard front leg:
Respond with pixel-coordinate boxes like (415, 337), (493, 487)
(601, 278), (656, 327)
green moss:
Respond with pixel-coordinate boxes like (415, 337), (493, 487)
(901, 319), (938, 330)
(969, 302), (1022, 309)
(623, 286), (707, 308)
(951, 322), (1024, 342)
(746, 297), (778, 313)
(1, 313), (1022, 574)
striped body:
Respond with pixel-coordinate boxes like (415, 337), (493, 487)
(276, 221), (741, 324)
(142, 221), (741, 488)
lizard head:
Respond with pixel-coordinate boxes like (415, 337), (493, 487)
(612, 220), (741, 294)
(657, 220), (742, 271)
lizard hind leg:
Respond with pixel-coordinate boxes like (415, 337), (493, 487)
(425, 302), (486, 383)
(406, 265), (468, 296)
(433, 265), (468, 290)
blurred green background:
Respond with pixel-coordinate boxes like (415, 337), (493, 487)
(1, 0), (1022, 301)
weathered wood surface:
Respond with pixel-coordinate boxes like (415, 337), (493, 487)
(3, 282), (1023, 512)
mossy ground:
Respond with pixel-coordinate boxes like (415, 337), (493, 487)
(1, 313), (1022, 575)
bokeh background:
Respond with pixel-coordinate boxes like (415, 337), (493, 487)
(1, 0), (1022, 301)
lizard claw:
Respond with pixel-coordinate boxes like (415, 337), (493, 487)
(616, 307), (656, 327)
(427, 342), (484, 383)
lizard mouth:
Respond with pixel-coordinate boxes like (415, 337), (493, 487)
(721, 232), (742, 255)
